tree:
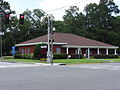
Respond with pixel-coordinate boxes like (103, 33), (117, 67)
(84, 0), (120, 42)
(63, 6), (79, 20)
(60, 6), (86, 36)
(1, 7), (46, 55)
(0, 0), (16, 55)
(33, 44), (47, 59)
(19, 9), (47, 40)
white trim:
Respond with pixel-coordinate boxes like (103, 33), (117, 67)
(66, 47), (69, 54)
(77, 48), (81, 54)
(97, 48), (100, 55)
(87, 48), (90, 59)
(62, 45), (119, 49)
(114, 49), (117, 55)
(15, 42), (67, 47)
(16, 42), (119, 49)
(106, 48), (109, 55)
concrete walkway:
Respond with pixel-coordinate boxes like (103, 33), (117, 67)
(0, 61), (61, 68)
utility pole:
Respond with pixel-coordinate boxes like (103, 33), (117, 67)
(47, 15), (51, 63)
(0, 0), (3, 60)
(47, 14), (54, 65)
(0, 0), (15, 60)
(0, 16), (2, 60)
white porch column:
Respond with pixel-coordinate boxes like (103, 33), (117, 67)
(87, 48), (90, 59)
(114, 49), (117, 55)
(106, 48), (108, 55)
(97, 48), (100, 55)
(78, 48), (81, 54)
(66, 47), (69, 54)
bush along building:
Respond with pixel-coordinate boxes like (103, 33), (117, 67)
(15, 33), (119, 59)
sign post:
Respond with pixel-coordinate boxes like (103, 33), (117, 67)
(12, 46), (15, 58)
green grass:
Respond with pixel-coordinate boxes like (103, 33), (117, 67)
(2, 58), (120, 64)
(2, 59), (45, 63)
(53, 59), (110, 64)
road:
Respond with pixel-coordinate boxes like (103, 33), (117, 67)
(0, 62), (120, 90)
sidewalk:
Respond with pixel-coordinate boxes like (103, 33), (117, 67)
(0, 60), (63, 68)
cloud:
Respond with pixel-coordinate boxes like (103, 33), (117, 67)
(4, 0), (120, 20)
(39, 0), (100, 20)
(5, 0), (41, 15)
(5, 0), (23, 14)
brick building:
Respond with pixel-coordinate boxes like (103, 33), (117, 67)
(15, 33), (119, 58)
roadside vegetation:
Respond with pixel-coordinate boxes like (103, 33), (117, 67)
(2, 58), (120, 65)
(2, 55), (120, 64)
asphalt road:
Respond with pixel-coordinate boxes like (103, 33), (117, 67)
(0, 62), (120, 90)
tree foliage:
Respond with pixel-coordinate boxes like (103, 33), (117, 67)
(1, 1), (47, 55)
(1, 0), (120, 55)
(33, 44), (47, 59)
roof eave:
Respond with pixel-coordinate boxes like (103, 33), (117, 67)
(15, 42), (67, 47)
(62, 45), (119, 49)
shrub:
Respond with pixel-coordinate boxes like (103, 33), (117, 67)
(33, 44), (47, 59)
(71, 54), (84, 59)
(14, 54), (22, 59)
(22, 54), (33, 59)
(53, 53), (68, 59)
(94, 54), (119, 59)
(4, 56), (14, 59)
(14, 54), (33, 59)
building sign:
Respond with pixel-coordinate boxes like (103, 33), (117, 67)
(41, 46), (47, 49)
(40, 45), (48, 58)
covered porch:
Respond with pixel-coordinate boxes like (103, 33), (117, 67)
(62, 46), (119, 59)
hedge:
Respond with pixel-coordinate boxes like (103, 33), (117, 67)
(94, 54), (119, 59)
(53, 54), (84, 59)
(71, 54), (84, 59)
(14, 54), (22, 59)
(4, 56), (14, 59)
(53, 53), (68, 59)
(14, 54), (33, 59)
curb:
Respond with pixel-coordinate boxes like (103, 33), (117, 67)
(35, 63), (66, 66)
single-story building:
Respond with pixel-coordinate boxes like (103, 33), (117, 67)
(15, 33), (119, 58)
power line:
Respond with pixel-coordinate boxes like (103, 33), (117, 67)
(46, 0), (88, 13)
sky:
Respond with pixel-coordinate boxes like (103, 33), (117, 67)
(5, 0), (120, 20)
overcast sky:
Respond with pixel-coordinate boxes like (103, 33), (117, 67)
(5, 0), (120, 20)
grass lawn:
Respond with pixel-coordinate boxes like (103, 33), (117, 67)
(2, 59), (45, 63)
(2, 58), (120, 64)
(53, 59), (109, 64)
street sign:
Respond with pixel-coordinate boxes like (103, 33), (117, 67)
(12, 46), (15, 50)
(12, 46), (16, 55)
(12, 50), (15, 55)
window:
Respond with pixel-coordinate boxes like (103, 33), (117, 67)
(56, 48), (61, 53)
(27, 48), (30, 55)
(21, 48), (25, 55)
